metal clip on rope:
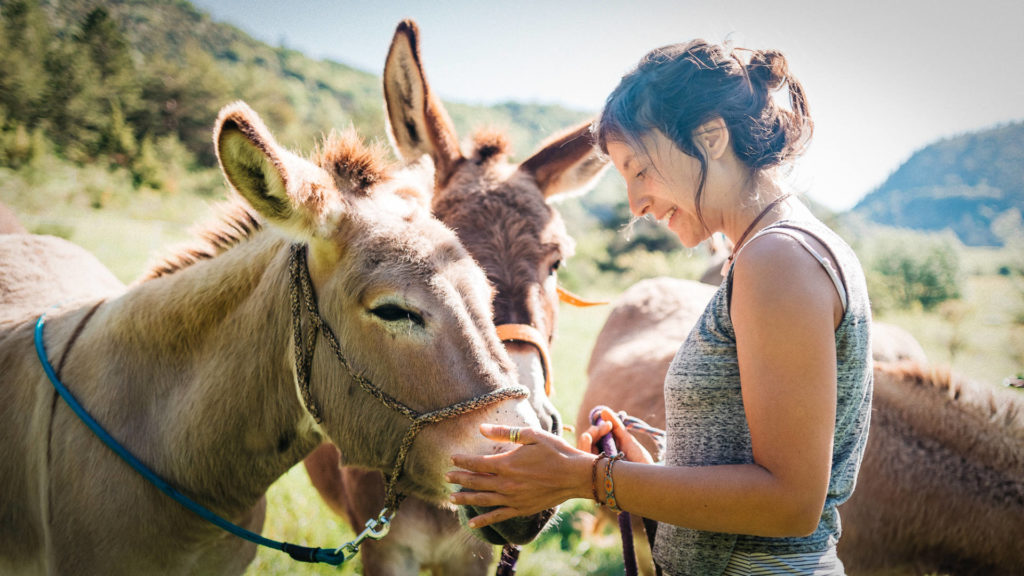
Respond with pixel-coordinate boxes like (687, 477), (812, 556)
(332, 507), (395, 563)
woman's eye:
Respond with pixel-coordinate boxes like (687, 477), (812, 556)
(549, 260), (562, 276)
(636, 168), (647, 180)
(370, 304), (425, 328)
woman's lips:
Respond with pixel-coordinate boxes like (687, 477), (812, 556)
(662, 206), (677, 227)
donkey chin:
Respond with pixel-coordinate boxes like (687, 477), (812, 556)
(459, 400), (563, 544)
(459, 502), (558, 545)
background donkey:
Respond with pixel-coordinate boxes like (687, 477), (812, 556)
(838, 362), (1024, 575)
(0, 101), (551, 576)
(0, 202), (26, 234)
(303, 19), (609, 575)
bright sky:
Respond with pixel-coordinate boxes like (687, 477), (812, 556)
(191, 0), (1024, 212)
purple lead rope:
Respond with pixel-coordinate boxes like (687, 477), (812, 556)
(494, 407), (664, 576)
(494, 544), (520, 576)
(590, 406), (639, 576)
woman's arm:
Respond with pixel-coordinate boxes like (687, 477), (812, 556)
(449, 232), (841, 536)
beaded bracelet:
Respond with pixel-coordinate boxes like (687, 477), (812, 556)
(603, 453), (625, 512)
(590, 453), (610, 502)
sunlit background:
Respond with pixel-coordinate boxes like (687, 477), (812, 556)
(192, 0), (1024, 212)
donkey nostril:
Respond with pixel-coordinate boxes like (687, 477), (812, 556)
(548, 409), (562, 435)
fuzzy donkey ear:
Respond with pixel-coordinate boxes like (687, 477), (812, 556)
(520, 120), (610, 201)
(215, 101), (293, 220)
(383, 19), (462, 188)
(214, 101), (340, 238)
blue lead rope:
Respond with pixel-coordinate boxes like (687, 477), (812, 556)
(34, 310), (385, 566)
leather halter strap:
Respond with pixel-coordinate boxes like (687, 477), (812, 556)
(557, 285), (608, 307)
(494, 287), (606, 397)
(495, 323), (553, 397)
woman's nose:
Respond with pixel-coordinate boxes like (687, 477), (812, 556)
(627, 190), (649, 218)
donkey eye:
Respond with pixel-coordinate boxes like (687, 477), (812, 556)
(549, 260), (562, 275)
(370, 304), (425, 328)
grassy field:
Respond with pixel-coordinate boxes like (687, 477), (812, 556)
(4, 182), (1020, 575)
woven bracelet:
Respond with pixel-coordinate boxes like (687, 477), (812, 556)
(590, 453), (609, 502)
(603, 453), (625, 512)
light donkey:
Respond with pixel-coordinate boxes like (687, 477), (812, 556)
(0, 101), (551, 576)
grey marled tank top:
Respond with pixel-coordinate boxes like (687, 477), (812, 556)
(653, 218), (873, 575)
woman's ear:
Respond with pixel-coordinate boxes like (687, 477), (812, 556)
(695, 117), (730, 160)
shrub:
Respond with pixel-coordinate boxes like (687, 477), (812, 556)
(862, 228), (965, 313)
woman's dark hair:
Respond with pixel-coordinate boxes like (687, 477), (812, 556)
(595, 40), (813, 230)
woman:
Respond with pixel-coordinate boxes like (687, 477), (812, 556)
(447, 39), (872, 575)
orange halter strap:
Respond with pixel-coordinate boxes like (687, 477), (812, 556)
(495, 323), (553, 397)
(494, 286), (607, 397)
(556, 285), (609, 307)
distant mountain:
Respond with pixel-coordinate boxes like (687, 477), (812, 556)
(851, 121), (1024, 246)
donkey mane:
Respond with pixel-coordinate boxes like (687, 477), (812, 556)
(142, 129), (392, 281)
(142, 199), (262, 281)
(314, 128), (392, 191)
(470, 128), (511, 164)
(881, 361), (1024, 430)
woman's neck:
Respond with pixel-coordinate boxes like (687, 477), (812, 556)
(709, 167), (788, 249)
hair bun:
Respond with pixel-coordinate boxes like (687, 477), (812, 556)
(747, 49), (789, 91)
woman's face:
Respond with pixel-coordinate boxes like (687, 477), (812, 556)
(606, 130), (708, 248)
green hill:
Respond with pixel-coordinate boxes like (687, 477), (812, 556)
(851, 121), (1024, 246)
(2, 0), (590, 172)
(1, 0), (608, 281)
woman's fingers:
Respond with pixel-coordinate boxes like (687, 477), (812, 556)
(581, 428), (598, 450)
(577, 420), (613, 453)
(448, 488), (506, 508)
(463, 506), (515, 529)
(450, 452), (500, 475)
(478, 423), (537, 445)
(449, 422), (590, 511)
(586, 408), (655, 464)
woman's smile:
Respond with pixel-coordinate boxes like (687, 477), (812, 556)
(662, 206), (678, 227)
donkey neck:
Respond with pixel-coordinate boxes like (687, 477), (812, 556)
(85, 233), (322, 515)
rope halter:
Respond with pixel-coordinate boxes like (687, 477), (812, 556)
(287, 243), (529, 512)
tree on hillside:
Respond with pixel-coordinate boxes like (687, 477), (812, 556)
(863, 229), (964, 312)
(135, 43), (230, 166)
(0, 0), (52, 128)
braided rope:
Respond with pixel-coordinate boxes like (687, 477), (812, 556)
(287, 244), (528, 510)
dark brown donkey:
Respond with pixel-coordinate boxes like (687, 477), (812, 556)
(302, 20), (609, 575)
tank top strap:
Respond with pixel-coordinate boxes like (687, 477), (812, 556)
(737, 223), (849, 313)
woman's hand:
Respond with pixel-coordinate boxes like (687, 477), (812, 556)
(577, 407), (654, 464)
(447, 424), (591, 529)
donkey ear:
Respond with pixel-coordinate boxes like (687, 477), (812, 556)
(383, 19), (462, 185)
(520, 120), (610, 201)
(215, 101), (295, 221)
(214, 101), (341, 239)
